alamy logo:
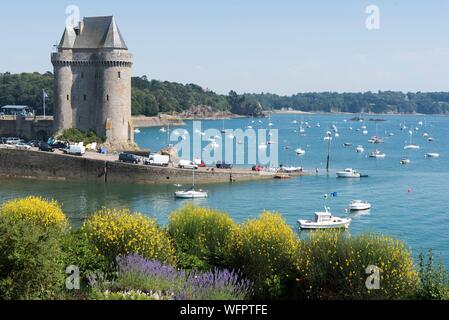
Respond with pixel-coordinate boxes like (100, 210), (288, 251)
(171, 121), (279, 167)
(66, 5), (80, 28)
(65, 265), (80, 290)
(365, 265), (381, 290)
(365, 5), (380, 30)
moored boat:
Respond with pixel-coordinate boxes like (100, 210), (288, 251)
(298, 207), (351, 230)
(369, 150), (386, 158)
(175, 188), (208, 199)
(426, 153), (440, 158)
(348, 200), (371, 211)
(336, 168), (361, 178)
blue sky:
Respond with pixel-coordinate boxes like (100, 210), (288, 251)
(1, 0), (448, 95)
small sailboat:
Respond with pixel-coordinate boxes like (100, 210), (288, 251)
(175, 167), (208, 199)
(404, 131), (420, 150)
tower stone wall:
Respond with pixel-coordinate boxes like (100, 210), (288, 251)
(51, 16), (134, 149)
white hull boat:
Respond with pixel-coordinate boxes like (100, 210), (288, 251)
(336, 168), (361, 178)
(369, 150), (386, 158)
(400, 158), (411, 165)
(175, 189), (208, 199)
(356, 145), (364, 153)
(295, 148), (306, 156)
(404, 145), (420, 150)
(426, 153), (440, 158)
(349, 200), (371, 211)
(298, 207), (351, 230)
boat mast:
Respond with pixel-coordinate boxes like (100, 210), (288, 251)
(326, 131), (332, 173)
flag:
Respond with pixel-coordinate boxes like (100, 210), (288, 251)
(43, 90), (49, 98)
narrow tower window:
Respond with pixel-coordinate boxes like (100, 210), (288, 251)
(67, 95), (70, 101)
(81, 72), (84, 79)
(84, 95), (87, 101)
(107, 95), (109, 101)
(118, 72), (121, 79)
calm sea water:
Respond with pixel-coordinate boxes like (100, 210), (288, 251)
(1, 114), (449, 263)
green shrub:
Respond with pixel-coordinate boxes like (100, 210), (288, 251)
(295, 231), (419, 300)
(61, 230), (111, 289)
(168, 204), (238, 270)
(227, 212), (299, 299)
(58, 128), (105, 145)
(0, 197), (68, 300)
(81, 208), (175, 265)
(416, 250), (449, 300)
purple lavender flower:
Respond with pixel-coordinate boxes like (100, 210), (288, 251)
(115, 254), (253, 300)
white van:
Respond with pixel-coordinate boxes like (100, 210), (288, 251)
(178, 159), (198, 170)
(64, 145), (86, 156)
(145, 154), (170, 167)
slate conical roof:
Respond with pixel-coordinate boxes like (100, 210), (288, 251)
(59, 16), (128, 50)
(58, 26), (77, 49)
(103, 17), (128, 49)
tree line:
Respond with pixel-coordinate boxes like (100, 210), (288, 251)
(1, 72), (449, 116)
(245, 91), (449, 114)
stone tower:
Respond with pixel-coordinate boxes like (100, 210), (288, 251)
(51, 16), (134, 149)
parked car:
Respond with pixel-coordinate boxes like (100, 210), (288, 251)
(216, 161), (233, 169)
(178, 160), (198, 170)
(16, 142), (32, 150)
(27, 140), (41, 147)
(194, 158), (206, 168)
(38, 143), (55, 152)
(63, 145), (86, 156)
(144, 154), (170, 167)
(6, 137), (21, 145)
(119, 153), (141, 164)
(51, 141), (69, 150)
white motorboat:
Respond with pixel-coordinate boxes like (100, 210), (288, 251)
(336, 168), (361, 178)
(369, 150), (386, 158)
(426, 153), (440, 158)
(400, 158), (411, 165)
(298, 207), (351, 230)
(348, 200), (372, 211)
(134, 128), (141, 134)
(356, 145), (365, 153)
(175, 188), (208, 199)
(295, 148), (306, 156)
